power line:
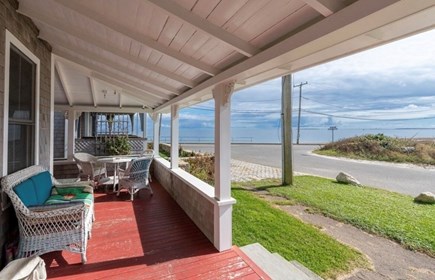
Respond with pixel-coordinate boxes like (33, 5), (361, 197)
(302, 109), (435, 121)
(301, 96), (344, 109)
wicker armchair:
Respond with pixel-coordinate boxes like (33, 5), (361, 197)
(140, 150), (154, 182)
(1, 166), (93, 264)
(117, 157), (153, 201)
(73, 152), (107, 184)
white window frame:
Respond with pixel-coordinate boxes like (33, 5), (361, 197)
(3, 30), (40, 176)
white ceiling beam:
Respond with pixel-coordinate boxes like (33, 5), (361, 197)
(156, 0), (406, 111)
(118, 90), (123, 109)
(54, 54), (170, 103)
(145, 0), (258, 57)
(90, 73), (163, 107)
(89, 77), (97, 107)
(39, 32), (181, 95)
(54, 61), (73, 106)
(301, 0), (345, 17)
(55, 55), (161, 108)
(51, 0), (219, 76)
(55, 105), (152, 114)
(53, 49), (173, 101)
(91, 73), (164, 108)
(22, 10), (195, 88)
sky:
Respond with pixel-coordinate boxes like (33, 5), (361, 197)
(148, 28), (435, 143)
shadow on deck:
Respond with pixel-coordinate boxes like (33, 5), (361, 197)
(42, 179), (268, 279)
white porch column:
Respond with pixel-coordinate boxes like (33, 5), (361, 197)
(142, 113), (148, 149)
(66, 109), (76, 161)
(213, 81), (236, 251)
(151, 113), (160, 156)
(170, 105), (179, 169)
(49, 54), (55, 173)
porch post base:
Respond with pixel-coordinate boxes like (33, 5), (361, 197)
(213, 198), (236, 251)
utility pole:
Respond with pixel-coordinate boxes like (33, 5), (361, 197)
(282, 75), (293, 185)
(294, 82), (308, 144)
(328, 126), (337, 142)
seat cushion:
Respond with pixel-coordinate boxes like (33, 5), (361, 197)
(14, 179), (38, 207)
(45, 187), (93, 207)
(30, 171), (53, 205)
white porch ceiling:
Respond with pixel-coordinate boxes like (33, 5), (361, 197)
(17, 0), (435, 113)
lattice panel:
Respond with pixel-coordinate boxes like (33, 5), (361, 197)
(75, 138), (146, 156)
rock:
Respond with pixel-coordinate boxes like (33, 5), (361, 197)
(414, 192), (435, 204)
(336, 172), (361, 186)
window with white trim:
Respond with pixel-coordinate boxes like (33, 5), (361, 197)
(1, 31), (40, 210)
(7, 43), (37, 173)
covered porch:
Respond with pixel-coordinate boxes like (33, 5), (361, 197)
(42, 180), (267, 279)
(1, 0), (435, 277)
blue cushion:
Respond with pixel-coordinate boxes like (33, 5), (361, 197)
(14, 179), (38, 207)
(30, 171), (53, 205)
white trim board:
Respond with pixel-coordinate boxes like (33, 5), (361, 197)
(3, 30), (41, 177)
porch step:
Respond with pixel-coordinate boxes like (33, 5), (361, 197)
(240, 243), (322, 280)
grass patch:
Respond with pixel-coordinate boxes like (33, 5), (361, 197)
(315, 133), (435, 165)
(250, 176), (435, 257)
(232, 186), (368, 279)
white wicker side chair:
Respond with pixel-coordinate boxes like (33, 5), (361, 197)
(1, 166), (93, 264)
(117, 157), (153, 201)
(73, 152), (107, 185)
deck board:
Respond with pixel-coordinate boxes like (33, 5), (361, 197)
(42, 180), (269, 279)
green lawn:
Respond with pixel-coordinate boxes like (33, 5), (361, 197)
(248, 176), (435, 257)
(232, 187), (368, 279)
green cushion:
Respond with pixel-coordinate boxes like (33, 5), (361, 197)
(45, 187), (93, 207)
(31, 171), (53, 205)
(14, 179), (38, 207)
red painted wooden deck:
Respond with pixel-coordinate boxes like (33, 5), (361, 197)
(42, 180), (269, 279)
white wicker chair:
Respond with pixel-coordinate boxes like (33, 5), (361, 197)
(73, 152), (107, 185)
(140, 150), (154, 182)
(117, 157), (153, 201)
(1, 166), (93, 264)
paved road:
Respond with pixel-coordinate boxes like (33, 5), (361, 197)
(182, 144), (435, 196)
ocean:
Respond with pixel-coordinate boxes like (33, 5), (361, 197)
(129, 114), (435, 144)
(148, 127), (435, 144)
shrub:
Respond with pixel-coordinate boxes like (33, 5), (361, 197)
(185, 154), (215, 184)
(106, 136), (131, 155)
(317, 134), (435, 165)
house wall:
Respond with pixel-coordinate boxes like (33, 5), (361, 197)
(0, 0), (51, 267)
(152, 158), (214, 243)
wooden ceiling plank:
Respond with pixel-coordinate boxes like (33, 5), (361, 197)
(146, 0), (258, 57)
(52, 0), (219, 76)
(300, 0), (344, 17)
(55, 105), (152, 114)
(37, 17), (195, 87)
(54, 61), (73, 106)
(40, 32), (181, 94)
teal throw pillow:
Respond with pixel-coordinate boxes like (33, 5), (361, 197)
(31, 171), (53, 205)
(14, 179), (38, 207)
